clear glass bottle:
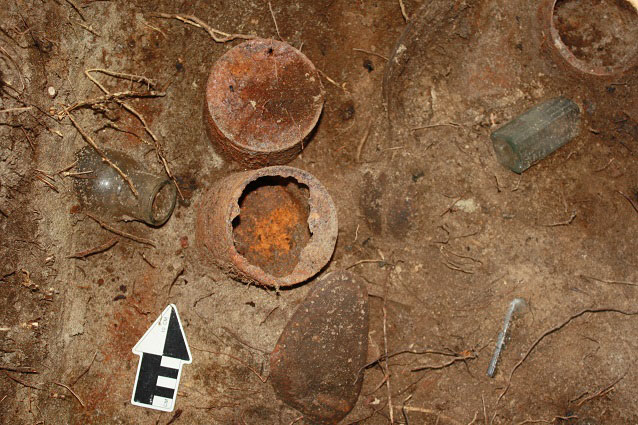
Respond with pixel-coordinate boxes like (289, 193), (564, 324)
(491, 97), (581, 174)
(73, 146), (177, 226)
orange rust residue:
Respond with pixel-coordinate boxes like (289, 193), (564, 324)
(233, 178), (311, 277)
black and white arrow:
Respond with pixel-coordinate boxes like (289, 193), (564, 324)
(131, 304), (192, 412)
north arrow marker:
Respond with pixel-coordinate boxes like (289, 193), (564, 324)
(131, 304), (192, 412)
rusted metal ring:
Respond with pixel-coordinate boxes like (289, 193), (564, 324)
(204, 38), (324, 168)
(542, 0), (638, 77)
(195, 166), (337, 287)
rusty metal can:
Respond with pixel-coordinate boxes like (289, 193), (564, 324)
(204, 38), (324, 168)
(540, 0), (638, 78)
(195, 166), (337, 287)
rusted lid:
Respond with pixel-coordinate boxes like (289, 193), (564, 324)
(270, 271), (369, 424)
(205, 38), (324, 166)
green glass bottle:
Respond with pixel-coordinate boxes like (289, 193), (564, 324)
(491, 97), (581, 174)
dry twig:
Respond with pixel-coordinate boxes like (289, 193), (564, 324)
(0, 107), (33, 114)
(268, 2), (282, 40)
(66, 113), (139, 197)
(580, 274), (638, 287)
(618, 191), (638, 214)
(53, 382), (85, 407)
(544, 212), (577, 227)
(153, 13), (255, 43)
(353, 48), (389, 61)
(60, 90), (165, 116)
(69, 237), (119, 259)
(85, 213), (155, 247)
(411, 351), (477, 372)
(577, 374), (625, 407)
(0, 366), (38, 374)
(86, 68), (157, 89)
(356, 121), (372, 162)
(398, 0), (409, 21)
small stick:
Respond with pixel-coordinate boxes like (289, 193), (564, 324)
(0, 366), (38, 374)
(515, 415), (578, 425)
(53, 382), (85, 407)
(411, 352), (477, 372)
(70, 351), (98, 386)
(544, 212), (577, 227)
(68, 237), (119, 259)
(0, 107), (33, 114)
(346, 259), (385, 269)
(20, 127), (35, 151)
(65, 0), (86, 21)
(60, 90), (165, 116)
(356, 121), (372, 162)
(353, 48), (389, 61)
(140, 252), (156, 268)
(34, 174), (59, 193)
(268, 2), (282, 40)
(73, 19), (100, 37)
(398, 0), (409, 22)
(487, 298), (527, 377)
(3, 371), (42, 390)
(412, 122), (461, 131)
(618, 191), (638, 214)
(382, 274), (394, 424)
(580, 274), (638, 287)
(497, 308), (638, 405)
(85, 213), (155, 247)
(317, 69), (346, 92)
(577, 373), (625, 407)
(153, 13), (255, 43)
(86, 68), (157, 89)
(66, 113), (139, 197)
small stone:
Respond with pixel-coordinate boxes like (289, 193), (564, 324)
(270, 270), (369, 424)
(47, 86), (56, 98)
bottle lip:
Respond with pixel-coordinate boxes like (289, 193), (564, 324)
(146, 179), (177, 227)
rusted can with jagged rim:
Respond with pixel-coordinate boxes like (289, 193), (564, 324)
(195, 166), (337, 287)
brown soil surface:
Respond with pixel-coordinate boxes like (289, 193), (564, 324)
(1, 0), (637, 424)
(233, 177), (311, 277)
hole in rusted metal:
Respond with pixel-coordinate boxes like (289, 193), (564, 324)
(553, 0), (638, 69)
(232, 176), (311, 277)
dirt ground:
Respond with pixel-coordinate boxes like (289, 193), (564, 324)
(1, 0), (638, 424)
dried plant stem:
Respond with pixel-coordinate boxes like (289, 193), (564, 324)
(85, 68), (157, 89)
(60, 90), (165, 116)
(69, 237), (119, 259)
(398, 0), (409, 22)
(66, 112), (139, 197)
(353, 48), (389, 61)
(153, 13), (255, 43)
(85, 213), (155, 247)
(53, 382), (85, 407)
